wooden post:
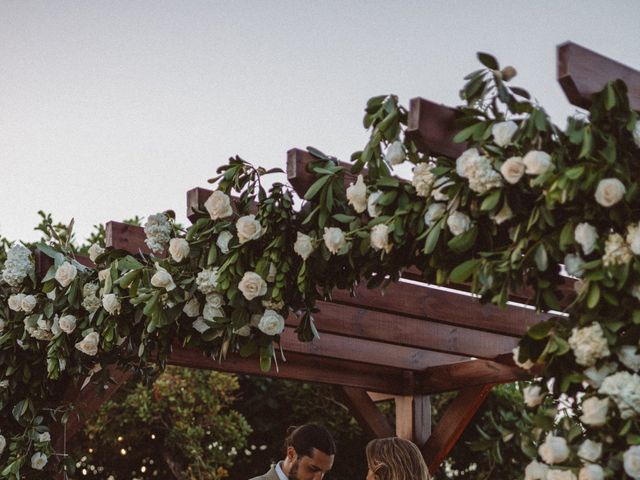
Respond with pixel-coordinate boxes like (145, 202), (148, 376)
(395, 395), (431, 446)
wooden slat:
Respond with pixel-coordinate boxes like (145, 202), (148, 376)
(422, 383), (494, 475)
(280, 328), (467, 371)
(106, 221), (156, 256)
(558, 41), (640, 111)
(287, 301), (519, 359)
(331, 282), (546, 337)
(339, 386), (395, 438)
(406, 98), (466, 158)
(418, 359), (529, 395)
(168, 346), (409, 394)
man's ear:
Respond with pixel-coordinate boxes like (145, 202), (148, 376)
(286, 446), (297, 462)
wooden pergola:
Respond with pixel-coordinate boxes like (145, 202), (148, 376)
(48, 42), (640, 477)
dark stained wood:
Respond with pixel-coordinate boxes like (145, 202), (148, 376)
(418, 359), (529, 395)
(106, 221), (157, 256)
(422, 384), (494, 475)
(339, 387), (395, 438)
(558, 41), (640, 111)
(406, 98), (466, 158)
(186, 187), (214, 222)
(287, 301), (519, 359)
(331, 282), (547, 337)
(287, 148), (358, 197)
(168, 346), (409, 394)
(280, 328), (467, 371)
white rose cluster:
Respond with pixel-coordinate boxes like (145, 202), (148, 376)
(567, 323), (610, 367)
(1, 243), (32, 287)
(102, 293), (121, 315)
(598, 371), (640, 419)
(455, 148), (502, 194)
(23, 316), (53, 341)
(82, 283), (102, 314)
(144, 213), (172, 253)
(602, 233), (633, 267)
(346, 175), (367, 213)
(196, 268), (219, 294)
(412, 163), (436, 197)
(8, 293), (37, 313)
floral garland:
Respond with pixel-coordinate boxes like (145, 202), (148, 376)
(1, 52), (640, 479)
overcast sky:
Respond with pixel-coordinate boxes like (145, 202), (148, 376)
(1, 0), (639, 243)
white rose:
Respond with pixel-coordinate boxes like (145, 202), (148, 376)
(58, 314), (77, 334)
(456, 148), (480, 178)
(323, 227), (346, 254)
(182, 296), (200, 318)
(102, 293), (121, 315)
(385, 140), (405, 165)
(617, 345), (640, 371)
(151, 267), (176, 291)
(206, 293), (224, 308)
(523, 150), (552, 175)
(583, 362), (617, 388)
(580, 397), (608, 427)
(370, 224), (392, 253)
(0, 435), (5, 455)
(627, 222), (640, 255)
(575, 223), (598, 255)
(367, 191), (382, 217)
(204, 190), (233, 220)
(624, 445), (640, 479)
(513, 346), (534, 370)
(55, 261), (77, 287)
(236, 215), (263, 244)
(192, 317), (210, 333)
(492, 121), (518, 147)
(424, 203), (446, 227)
(447, 211), (471, 237)
(238, 272), (267, 300)
(234, 325), (251, 337)
(547, 470), (576, 480)
(294, 232), (315, 260)
(568, 323), (610, 367)
(98, 268), (111, 283)
(75, 331), (99, 356)
(500, 156), (525, 184)
(524, 460), (549, 480)
(594, 178), (625, 207)
(564, 254), (585, 277)
(267, 263), (277, 283)
(491, 202), (513, 225)
(578, 439), (602, 463)
(168, 238), (190, 262)
(203, 303), (224, 321)
(216, 231), (233, 254)
(579, 464), (604, 480)
(257, 309), (285, 335)
(523, 384), (545, 408)
(36, 432), (50, 443)
(31, 452), (47, 470)
(346, 174), (367, 213)
(88, 243), (105, 262)
(538, 434), (570, 464)
(8, 293), (26, 311)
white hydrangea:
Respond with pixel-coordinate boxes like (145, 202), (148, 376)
(144, 213), (171, 253)
(575, 223), (598, 255)
(538, 434), (570, 464)
(196, 268), (219, 294)
(599, 371), (640, 419)
(2, 243), (32, 286)
(456, 148), (502, 194)
(412, 163), (436, 197)
(568, 323), (610, 367)
(602, 233), (633, 267)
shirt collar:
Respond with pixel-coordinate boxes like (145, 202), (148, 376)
(275, 461), (289, 480)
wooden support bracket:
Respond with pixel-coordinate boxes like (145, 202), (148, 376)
(339, 386), (395, 438)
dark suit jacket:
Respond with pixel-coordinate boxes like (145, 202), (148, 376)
(249, 465), (279, 480)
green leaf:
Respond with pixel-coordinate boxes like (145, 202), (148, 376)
(527, 319), (553, 340)
(36, 242), (64, 265)
(447, 226), (478, 254)
(480, 190), (501, 211)
(605, 82), (617, 110)
(477, 52), (499, 70)
(579, 127), (593, 159)
(303, 175), (331, 201)
(332, 214), (356, 224)
(423, 220), (443, 254)
(450, 259), (480, 283)
(587, 283), (600, 309)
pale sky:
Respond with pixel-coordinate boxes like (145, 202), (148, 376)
(1, 0), (639, 242)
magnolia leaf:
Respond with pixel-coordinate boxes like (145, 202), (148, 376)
(447, 226), (478, 254)
(450, 259), (481, 283)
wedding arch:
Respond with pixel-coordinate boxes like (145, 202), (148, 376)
(1, 41), (639, 480)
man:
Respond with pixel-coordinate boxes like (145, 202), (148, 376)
(250, 424), (335, 480)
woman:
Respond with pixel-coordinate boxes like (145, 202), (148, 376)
(366, 437), (430, 480)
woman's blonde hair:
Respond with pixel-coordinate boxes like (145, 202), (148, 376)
(366, 437), (430, 480)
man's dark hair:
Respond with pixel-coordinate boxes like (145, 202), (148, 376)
(284, 424), (336, 457)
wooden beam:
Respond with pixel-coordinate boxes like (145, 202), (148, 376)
(168, 346), (410, 394)
(422, 383), (493, 475)
(287, 301), (519, 359)
(186, 187), (214, 222)
(418, 358), (528, 394)
(406, 98), (466, 159)
(106, 221), (156, 256)
(339, 386), (395, 438)
(558, 41), (640, 111)
(287, 148), (358, 198)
